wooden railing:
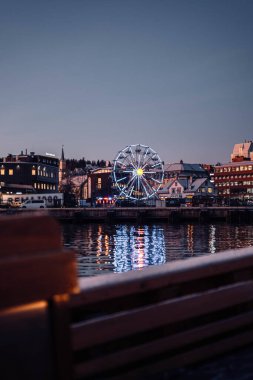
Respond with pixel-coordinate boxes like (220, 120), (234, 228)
(0, 213), (78, 380)
(1, 214), (253, 379)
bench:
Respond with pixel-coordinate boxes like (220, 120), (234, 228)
(1, 214), (253, 379)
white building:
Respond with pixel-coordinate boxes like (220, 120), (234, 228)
(158, 161), (215, 201)
(231, 141), (253, 162)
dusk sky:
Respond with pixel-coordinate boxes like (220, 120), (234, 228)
(1, 0), (253, 164)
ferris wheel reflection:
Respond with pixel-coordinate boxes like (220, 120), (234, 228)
(113, 225), (166, 273)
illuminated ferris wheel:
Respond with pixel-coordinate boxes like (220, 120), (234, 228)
(113, 144), (164, 201)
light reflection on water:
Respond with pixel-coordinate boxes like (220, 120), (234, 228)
(113, 225), (166, 273)
(61, 223), (253, 277)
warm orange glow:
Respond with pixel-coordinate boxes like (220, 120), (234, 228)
(1, 301), (47, 316)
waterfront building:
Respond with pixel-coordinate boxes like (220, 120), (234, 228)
(163, 161), (208, 182)
(214, 141), (253, 203)
(0, 150), (59, 194)
(158, 161), (215, 204)
(214, 161), (253, 202)
(81, 167), (116, 205)
(158, 176), (215, 202)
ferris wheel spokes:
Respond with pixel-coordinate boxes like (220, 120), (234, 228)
(113, 144), (164, 201)
(119, 173), (138, 197)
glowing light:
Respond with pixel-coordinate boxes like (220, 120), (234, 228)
(136, 168), (143, 176)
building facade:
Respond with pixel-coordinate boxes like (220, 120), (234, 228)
(158, 161), (215, 203)
(0, 151), (59, 194)
(163, 161), (208, 182)
(214, 141), (253, 203)
(81, 167), (116, 205)
(214, 161), (253, 202)
(231, 141), (253, 162)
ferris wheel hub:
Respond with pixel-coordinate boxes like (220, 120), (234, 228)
(136, 168), (144, 176)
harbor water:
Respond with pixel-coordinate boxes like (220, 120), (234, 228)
(61, 222), (253, 277)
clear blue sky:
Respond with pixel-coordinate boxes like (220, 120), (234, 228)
(1, 0), (253, 164)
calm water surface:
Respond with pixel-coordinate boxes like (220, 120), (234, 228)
(61, 223), (253, 277)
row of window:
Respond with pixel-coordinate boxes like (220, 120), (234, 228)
(93, 169), (111, 174)
(37, 170), (56, 178)
(215, 174), (253, 180)
(34, 183), (56, 191)
(171, 188), (182, 194)
(0, 167), (56, 178)
(40, 159), (58, 165)
(1, 169), (13, 175)
(218, 189), (253, 195)
(170, 187), (213, 194)
(216, 165), (253, 173)
(216, 181), (253, 187)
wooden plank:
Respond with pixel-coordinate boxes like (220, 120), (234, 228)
(0, 301), (55, 380)
(0, 213), (61, 257)
(72, 246), (253, 307)
(71, 281), (253, 351)
(111, 330), (253, 380)
(74, 310), (253, 378)
(0, 250), (78, 309)
(49, 295), (73, 380)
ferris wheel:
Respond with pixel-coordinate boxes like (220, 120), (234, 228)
(113, 144), (164, 201)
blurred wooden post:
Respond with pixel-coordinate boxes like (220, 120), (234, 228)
(0, 213), (78, 380)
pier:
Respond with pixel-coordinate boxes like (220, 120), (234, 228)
(1, 206), (253, 223)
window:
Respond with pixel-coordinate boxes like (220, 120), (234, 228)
(9, 169), (13, 175)
(0, 169), (5, 175)
(97, 177), (102, 190)
(32, 169), (36, 175)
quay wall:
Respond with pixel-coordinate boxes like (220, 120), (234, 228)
(1, 206), (253, 223)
